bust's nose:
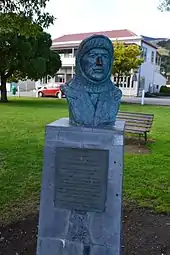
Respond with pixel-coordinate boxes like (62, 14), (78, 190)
(96, 56), (103, 66)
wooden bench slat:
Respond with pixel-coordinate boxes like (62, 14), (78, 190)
(117, 114), (153, 119)
(118, 116), (153, 121)
(119, 121), (152, 127)
(117, 117), (153, 125)
(122, 123), (152, 129)
(118, 111), (154, 117)
(125, 124), (151, 131)
(125, 129), (146, 134)
(125, 126), (149, 132)
(117, 118), (153, 126)
(122, 122), (151, 130)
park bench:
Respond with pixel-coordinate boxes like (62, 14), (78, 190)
(116, 111), (154, 142)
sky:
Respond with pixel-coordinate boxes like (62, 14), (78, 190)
(45, 0), (170, 40)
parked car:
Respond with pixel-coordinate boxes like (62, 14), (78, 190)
(38, 83), (65, 98)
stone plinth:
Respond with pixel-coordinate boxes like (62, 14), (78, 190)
(36, 118), (125, 255)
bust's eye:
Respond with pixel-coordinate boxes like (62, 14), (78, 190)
(89, 54), (95, 58)
(103, 54), (108, 59)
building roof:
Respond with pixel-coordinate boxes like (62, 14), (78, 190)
(141, 39), (158, 49)
(51, 41), (140, 51)
(53, 29), (137, 43)
(51, 43), (80, 50)
(52, 29), (158, 51)
(141, 35), (168, 42)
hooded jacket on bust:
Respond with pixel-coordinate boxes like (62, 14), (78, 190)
(63, 35), (122, 127)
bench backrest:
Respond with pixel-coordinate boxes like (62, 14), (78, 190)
(116, 111), (154, 131)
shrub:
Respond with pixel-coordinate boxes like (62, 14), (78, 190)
(160, 86), (170, 93)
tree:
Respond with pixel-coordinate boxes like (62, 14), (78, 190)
(0, 23), (61, 102)
(157, 40), (170, 82)
(158, 0), (170, 11)
(0, 13), (40, 37)
(0, 0), (55, 34)
(112, 41), (144, 86)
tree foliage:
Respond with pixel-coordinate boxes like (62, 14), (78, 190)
(157, 40), (170, 82)
(0, 0), (55, 36)
(0, 0), (55, 27)
(0, 20), (61, 102)
(158, 0), (170, 11)
(0, 13), (40, 36)
(112, 41), (144, 86)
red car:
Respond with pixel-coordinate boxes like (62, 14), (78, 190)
(38, 83), (65, 98)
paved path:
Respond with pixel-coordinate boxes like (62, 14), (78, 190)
(7, 91), (170, 106)
(8, 91), (36, 98)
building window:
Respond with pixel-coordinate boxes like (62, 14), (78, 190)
(47, 76), (51, 83)
(151, 51), (155, 63)
(58, 49), (73, 58)
(74, 49), (78, 56)
(142, 47), (147, 61)
(64, 53), (73, 58)
(139, 77), (145, 89)
(59, 53), (64, 58)
(113, 77), (117, 82)
(127, 77), (130, 88)
(158, 56), (161, 66)
(55, 75), (64, 83)
(156, 54), (158, 65)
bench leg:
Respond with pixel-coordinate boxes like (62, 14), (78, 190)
(144, 132), (147, 143)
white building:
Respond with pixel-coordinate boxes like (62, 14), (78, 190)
(50, 29), (167, 96)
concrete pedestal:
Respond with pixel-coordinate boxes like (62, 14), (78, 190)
(37, 118), (125, 255)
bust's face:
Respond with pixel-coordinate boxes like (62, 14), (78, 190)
(81, 48), (110, 81)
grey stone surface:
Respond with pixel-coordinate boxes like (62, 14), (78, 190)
(37, 239), (84, 255)
(37, 118), (125, 255)
(90, 245), (119, 255)
(62, 35), (122, 128)
(67, 212), (90, 244)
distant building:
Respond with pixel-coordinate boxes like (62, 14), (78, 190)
(49, 29), (167, 96)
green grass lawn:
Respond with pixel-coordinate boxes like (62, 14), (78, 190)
(0, 98), (170, 223)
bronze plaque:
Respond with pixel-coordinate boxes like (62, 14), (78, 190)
(54, 147), (109, 212)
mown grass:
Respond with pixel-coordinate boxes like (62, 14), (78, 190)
(0, 97), (169, 223)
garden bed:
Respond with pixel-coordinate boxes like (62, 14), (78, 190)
(0, 205), (170, 255)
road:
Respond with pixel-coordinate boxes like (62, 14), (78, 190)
(122, 96), (170, 106)
(7, 91), (170, 106)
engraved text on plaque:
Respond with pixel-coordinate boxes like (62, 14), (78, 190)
(54, 147), (109, 212)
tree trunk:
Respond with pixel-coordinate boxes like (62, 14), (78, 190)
(0, 74), (8, 102)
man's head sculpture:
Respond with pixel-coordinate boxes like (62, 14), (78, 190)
(77, 35), (113, 83)
(63, 34), (122, 128)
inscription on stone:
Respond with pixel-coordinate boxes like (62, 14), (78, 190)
(54, 147), (109, 212)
